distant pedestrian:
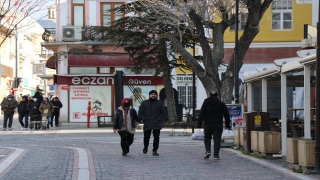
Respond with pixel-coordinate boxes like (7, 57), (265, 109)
(197, 91), (231, 160)
(18, 95), (29, 130)
(138, 90), (165, 156)
(39, 97), (53, 129)
(50, 97), (63, 127)
(1, 95), (18, 130)
(27, 96), (42, 130)
(113, 98), (140, 156)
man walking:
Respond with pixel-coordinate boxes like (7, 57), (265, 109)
(1, 95), (18, 130)
(139, 90), (166, 156)
(50, 97), (63, 127)
(197, 91), (231, 160)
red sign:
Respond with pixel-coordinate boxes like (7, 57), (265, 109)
(61, 86), (70, 90)
(56, 76), (164, 85)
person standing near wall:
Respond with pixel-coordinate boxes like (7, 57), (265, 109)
(1, 95), (18, 130)
(197, 91), (231, 160)
(139, 90), (166, 156)
(50, 97), (63, 127)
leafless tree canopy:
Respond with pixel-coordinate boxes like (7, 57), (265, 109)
(0, 0), (50, 46)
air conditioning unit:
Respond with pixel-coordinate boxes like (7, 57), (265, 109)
(62, 26), (82, 41)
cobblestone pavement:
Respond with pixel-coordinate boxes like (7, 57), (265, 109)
(0, 116), (318, 180)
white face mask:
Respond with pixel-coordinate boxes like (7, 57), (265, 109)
(33, 98), (37, 102)
(8, 98), (12, 101)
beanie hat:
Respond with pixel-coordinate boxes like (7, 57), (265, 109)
(149, 90), (158, 95)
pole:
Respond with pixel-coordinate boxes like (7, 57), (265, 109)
(313, 0), (320, 174)
(14, 27), (18, 96)
(87, 101), (91, 128)
(234, 0), (239, 104)
(192, 31), (196, 133)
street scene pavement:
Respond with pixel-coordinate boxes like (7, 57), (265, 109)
(0, 115), (319, 180)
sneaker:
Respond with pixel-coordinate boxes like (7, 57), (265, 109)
(204, 152), (211, 158)
(8, 127), (12, 130)
(143, 147), (148, 154)
(122, 152), (127, 156)
(24, 128), (27, 130)
(152, 151), (159, 156)
(3, 128), (6, 131)
(21, 127), (24, 130)
(214, 155), (220, 160)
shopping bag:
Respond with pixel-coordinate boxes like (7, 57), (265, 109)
(191, 129), (204, 140)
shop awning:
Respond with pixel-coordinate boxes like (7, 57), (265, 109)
(46, 56), (56, 69)
(68, 54), (130, 66)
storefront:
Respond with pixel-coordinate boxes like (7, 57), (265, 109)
(55, 75), (164, 123)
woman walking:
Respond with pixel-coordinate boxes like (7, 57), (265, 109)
(113, 98), (140, 156)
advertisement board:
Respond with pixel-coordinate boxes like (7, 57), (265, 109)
(226, 104), (244, 127)
(69, 86), (112, 122)
(123, 86), (156, 110)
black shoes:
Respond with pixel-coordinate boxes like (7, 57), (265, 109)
(143, 147), (148, 154)
(122, 152), (127, 156)
(204, 152), (211, 158)
(214, 155), (220, 160)
(152, 151), (159, 156)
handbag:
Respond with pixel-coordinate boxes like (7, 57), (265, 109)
(191, 129), (204, 140)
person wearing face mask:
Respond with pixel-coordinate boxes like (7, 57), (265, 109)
(113, 98), (140, 156)
(18, 95), (29, 130)
(1, 95), (18, 130)
(39, 97), (53, 129)
(27, 96), (42, 129)
(139, 90), (166, 156)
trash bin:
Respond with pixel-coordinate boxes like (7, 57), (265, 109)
(243, 111), (270, 153)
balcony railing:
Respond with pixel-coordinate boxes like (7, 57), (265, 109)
(42, 26), (109, 42)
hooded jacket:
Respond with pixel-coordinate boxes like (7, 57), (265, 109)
(1, 95), (18, 114)
(39, 101), (54, 116)
(197, 96), (231, 129)
(113, 98), (140, 132)
(50, 98), (63, 113)
(18, 95), (29, 114)
(27, 99), (41, 117)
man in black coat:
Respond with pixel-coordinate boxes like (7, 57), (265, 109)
(138, 90), (166, 156)
(50, 97), (63, 127)
(18, 95), (29, 130)
(197, 91), (231, 160)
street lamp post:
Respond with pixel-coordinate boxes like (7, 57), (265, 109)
(14, 27), (18, 95)
(314, 0), (320, 174)
(234, 0), (239, 104)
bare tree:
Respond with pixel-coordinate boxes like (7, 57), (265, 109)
(0, 0), (51, 46)
(122, 0), (273, 103)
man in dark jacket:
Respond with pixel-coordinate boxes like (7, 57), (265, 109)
(50, 97), (63, 127)
(27, 96), (42, 129)
(197, 91), (231, 160)
(18, 95), (29, 130)
(1, 95), (18, 130)
(139, 90), (166, 156)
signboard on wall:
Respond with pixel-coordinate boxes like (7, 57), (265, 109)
(33, 64), (46, 74)
(69, 86), (112, 122)
(176, 75), (197, 86)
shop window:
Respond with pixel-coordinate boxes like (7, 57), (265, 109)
(101, 2), (124, 26)
(272, 0), (292, 30)
(69, 67), (97, 74)
(99, 67), (110, 73)
(72, 0), (85, 27)
(177, 86), (197, 108)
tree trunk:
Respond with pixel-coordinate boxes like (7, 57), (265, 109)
(163, 67), (177, 122)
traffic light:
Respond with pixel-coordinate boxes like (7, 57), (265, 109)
(12, 77), (23, 88)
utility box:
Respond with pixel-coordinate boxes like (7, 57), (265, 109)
(243, 112), (270, 153)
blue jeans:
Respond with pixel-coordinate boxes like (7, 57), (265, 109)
(46, 116), (52, 125)
(18, 113), (29, 128)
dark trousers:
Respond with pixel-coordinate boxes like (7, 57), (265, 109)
(3, 112), (14, 128)
(118, 130), (134, 153)
(204, 125), (223, 156)
(144, 129), (160, 152)
(18, 113), (29, 128)
(51, 112), (60, 126)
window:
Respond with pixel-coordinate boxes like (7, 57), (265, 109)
(69, 67), (97, 74)
(230, 13), (248, 31)
(177, 86), (197, 109)
(72, 0), (85, 27)
(101, 2), (124, 27)
(272, 0), (292, 30)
